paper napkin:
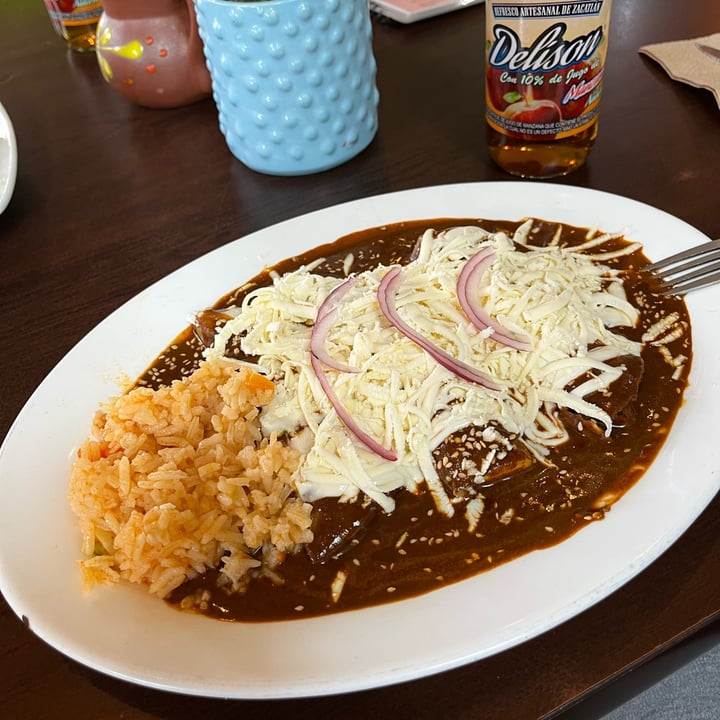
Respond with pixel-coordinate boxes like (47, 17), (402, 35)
(639, 32), (720, 109)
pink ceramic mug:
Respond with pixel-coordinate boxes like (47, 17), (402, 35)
(96, 0), (211, 109)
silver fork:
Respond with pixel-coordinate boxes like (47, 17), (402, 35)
(644, 239), (720, 295)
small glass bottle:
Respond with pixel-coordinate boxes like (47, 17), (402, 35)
(485, 0), (613, 178)
(44, 0), (103, 52)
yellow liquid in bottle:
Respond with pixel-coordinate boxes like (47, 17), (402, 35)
(45, 1), (102, 53)
(487, 118), (599, 179)
(59, 21), (100, 52)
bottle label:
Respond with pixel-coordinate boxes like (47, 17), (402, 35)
(486, 1), (612, 140)
(45, 1), (103, 28)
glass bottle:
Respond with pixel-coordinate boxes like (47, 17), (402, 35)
(485, 0), (613, 178)
(44, 0), (103, 52)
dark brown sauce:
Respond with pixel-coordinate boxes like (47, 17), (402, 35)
(136, 218), (691, 622)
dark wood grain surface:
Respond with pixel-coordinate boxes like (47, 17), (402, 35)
(1, 1), (719, 718)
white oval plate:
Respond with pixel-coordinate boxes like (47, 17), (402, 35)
(0, 100), (17, 214)
(1, 182), (718, 698)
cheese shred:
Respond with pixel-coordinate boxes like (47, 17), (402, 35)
(207, 224), (642, 515)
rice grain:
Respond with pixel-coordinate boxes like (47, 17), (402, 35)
(69, 359), (311, 598)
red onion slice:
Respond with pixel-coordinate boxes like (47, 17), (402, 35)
(457, 249), (531, 351)
(310, 277), (358, 373)
(310, 276), (396, 461)
(310, 353), (398, 461)
(377, 266), (499, 391)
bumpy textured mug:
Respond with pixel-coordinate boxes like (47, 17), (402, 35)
(193, 0), (379, 175)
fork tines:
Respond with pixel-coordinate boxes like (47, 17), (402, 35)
(645, 239), (720, 295)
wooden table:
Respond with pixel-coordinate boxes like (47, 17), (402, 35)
(1, 1), (719, 717)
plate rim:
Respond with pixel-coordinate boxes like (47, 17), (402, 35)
(0, 100), (17, 215)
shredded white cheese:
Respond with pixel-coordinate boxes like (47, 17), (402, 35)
(207, 224), (642, 516)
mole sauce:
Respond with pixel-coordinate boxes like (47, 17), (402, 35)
(135, 218), (690, 622)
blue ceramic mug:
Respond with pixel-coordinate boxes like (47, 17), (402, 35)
(193, 0), (379, 175)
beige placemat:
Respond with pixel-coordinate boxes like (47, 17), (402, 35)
(639, 32), (720, 109)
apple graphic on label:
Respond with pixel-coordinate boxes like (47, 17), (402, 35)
(486, 66), (519, 112)
(503, 96), (562, 125)
(501, 92), (562, 139)
(487, 57), (599, 131)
